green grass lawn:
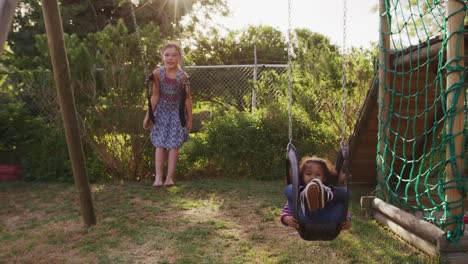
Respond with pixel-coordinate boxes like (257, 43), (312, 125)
(0, 178), (438, 263)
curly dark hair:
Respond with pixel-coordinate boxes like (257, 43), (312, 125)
(299, 156), (337, 185)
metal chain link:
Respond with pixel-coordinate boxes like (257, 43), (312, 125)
(341, 0), (348, 144)
(287, 0), (294, 145)
(184, 65), (288, 109)
(129, 1), (148, 75)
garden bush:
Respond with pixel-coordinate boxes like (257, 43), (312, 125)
(0, 87), (106, 182)
(180, 104), (336, 180)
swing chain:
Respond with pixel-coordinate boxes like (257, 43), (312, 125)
(287, 0), (294, 145)
(341, 0), (348, 145)
(129, 1), (148, 76)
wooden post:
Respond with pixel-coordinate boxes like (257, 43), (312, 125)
(372, 198), (445, 244)
(377, 0), (391, 198)
(41, 0), (96, 227)
(445, 0), (465, 233)
(373, 212), (439, 256)
(366, 197), (468, 258)
(0, 0), (18, 56)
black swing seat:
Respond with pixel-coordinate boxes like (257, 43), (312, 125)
(299, 222), (342, 241)
(286, 143), (350, 241)
(144, 72), (156, 124)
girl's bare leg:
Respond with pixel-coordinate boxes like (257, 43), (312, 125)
(153, 147), (165, 186)
(164, 148), (179, 185)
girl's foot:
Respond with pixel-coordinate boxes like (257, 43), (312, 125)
(153, 182), (163, 187)
(153, 178), (163, 187)
(301, 179), (333, 211)
(301, 180), (323, 211)
(164, 181), (175, 187)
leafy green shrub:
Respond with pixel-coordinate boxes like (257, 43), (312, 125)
(20, 121), (108, 182)
(0, 87), (70, 181)
(84, 147), (108, 183)
(0, 86), (107, 182)
(0, 88), (39, 155)
(204, 110), (282, 179)
(20, 124), (74, 182)
(180, 104), (336, 180)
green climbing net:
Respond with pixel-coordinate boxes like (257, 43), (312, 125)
(377, 0), (467, 243)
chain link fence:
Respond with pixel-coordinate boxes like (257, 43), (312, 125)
(6, 69), (60, 122)
(2, 64), (289, 178)
(185, 64), (288, 111)
(5, 64), (289, 131)
(5, 64), (288, 118)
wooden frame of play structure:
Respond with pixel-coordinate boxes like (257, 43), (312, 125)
(352, 0), (467, 263)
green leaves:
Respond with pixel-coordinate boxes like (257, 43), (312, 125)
(186, 25), (287, 65)
(181, 105), (336, 180)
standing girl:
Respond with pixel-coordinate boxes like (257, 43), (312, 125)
(143, 42), (192, 187)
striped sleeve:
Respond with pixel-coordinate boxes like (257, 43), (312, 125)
(280, 202), (292, 226)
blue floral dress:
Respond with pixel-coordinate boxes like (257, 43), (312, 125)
(150, 67), (189, 149)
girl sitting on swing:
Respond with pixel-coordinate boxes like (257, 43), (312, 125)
(280, 156), (352, 230)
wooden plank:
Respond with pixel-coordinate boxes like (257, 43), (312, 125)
(350, 167), (376, 174)
(349, 172), (376, 184)
(350, 163), (377, 172)
(350, 159), (377, 165)
(353, 137), (377, 144)
(365, 199), (468, 261)
(360, 196), (375, 218)
(374, 211), (439, 257)
(371, 198), (445, 243)
(349, 76), (378, 162)
(360, 196), (375, 209)
(438, 236), (468, 253)
(351, 156), (378, 162)
(440, 252), (468, 264)
(351, 147), (376, 154)
(349, 168), (376, 175)
(350, 163), (377, 170)
(351, 153), (376, 159)
(390, 38), (442, 68)
(356, 129), (378, 135)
